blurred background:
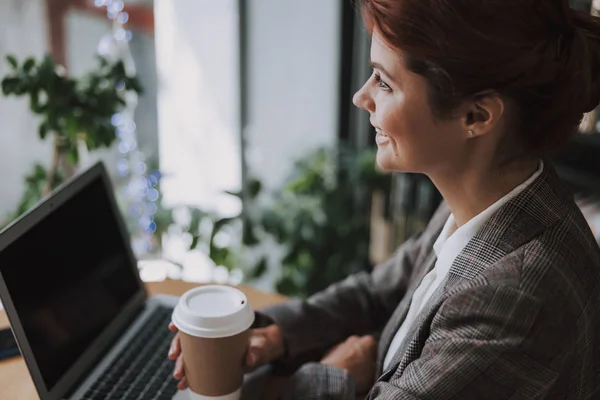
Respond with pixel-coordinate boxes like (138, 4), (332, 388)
(1, 0), (600, 299)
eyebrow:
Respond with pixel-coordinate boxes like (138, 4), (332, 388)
(370, 61), (397, 84)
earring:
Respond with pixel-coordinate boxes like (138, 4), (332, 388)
(468, 130), (474, 137)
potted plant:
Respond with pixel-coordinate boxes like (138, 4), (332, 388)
(1, 54), (142, 223)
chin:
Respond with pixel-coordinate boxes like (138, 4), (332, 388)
(376, 146), (405, 172)
(376, 156), (395, 172)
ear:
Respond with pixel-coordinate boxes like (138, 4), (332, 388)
(462, 91), (505, 138)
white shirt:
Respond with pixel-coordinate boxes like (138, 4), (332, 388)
(382, 162), (544, 370)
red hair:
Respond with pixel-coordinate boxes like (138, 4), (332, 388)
(360, 0), (600, 159)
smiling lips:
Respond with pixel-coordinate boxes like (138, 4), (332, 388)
(375, 128), (390, 145)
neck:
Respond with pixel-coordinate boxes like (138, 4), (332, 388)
(429, 159), (539, 227)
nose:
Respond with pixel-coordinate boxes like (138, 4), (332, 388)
(352, 80), (375, 113)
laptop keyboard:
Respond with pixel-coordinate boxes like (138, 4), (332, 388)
(81, 306), (178, 400)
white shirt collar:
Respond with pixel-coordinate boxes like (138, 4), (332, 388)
(433, 160), (544, 261)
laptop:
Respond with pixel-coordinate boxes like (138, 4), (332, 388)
(0, 162), (187, 400)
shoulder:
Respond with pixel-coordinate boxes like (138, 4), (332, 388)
(481, 204), (600, 318)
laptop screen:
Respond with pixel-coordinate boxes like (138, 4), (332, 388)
(0, 176), (140, 391)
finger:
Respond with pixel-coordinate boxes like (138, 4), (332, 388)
(177, 376), (189, 391)
(346, 335), (361, 345)
(358, 336), (377, 355)
(361, 335), (377, 347)
(249, 332), (268, 350)
(360, 336), (378, 357)
(246, 333), (268, 367)
(173, 355), (185, 380)
(168, 333), (181, 360)
(322, 346), (336, 360)
(168, 322), (179, 332)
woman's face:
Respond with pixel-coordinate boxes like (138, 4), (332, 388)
(353, 32), (467, 174)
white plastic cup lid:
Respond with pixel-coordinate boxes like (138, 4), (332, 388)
(172, 285), (254, 338)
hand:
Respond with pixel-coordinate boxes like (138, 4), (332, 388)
(321, 335), (377, 394)
(168, 322), (285, 391)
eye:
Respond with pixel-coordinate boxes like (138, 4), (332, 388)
(373, 72), (392, 92)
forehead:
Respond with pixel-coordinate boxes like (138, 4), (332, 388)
(370, 31), (404, 74)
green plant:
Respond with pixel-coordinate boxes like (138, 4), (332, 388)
(7, 164), (65, 223)
(257, 146), (390, 297)
(156, 178), (264, 273)
(1, 54), (142, 223)
(165, 145), (390, 297)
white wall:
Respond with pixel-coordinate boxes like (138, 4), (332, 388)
(245, 0), (341, 190)
(244, 0), (341, 291)
(154, 0), (341, 207)
(66, 12), (111, 76)
(0, 0), (51, 221)
(155, 0), (242, 215)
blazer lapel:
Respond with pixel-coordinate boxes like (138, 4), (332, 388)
(375, 162), (572, 382)
(376, 252), (437, 375)
(378, 275), (447, 380)
(375, 203), (450, 376)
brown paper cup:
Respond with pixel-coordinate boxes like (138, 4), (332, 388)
(180, 329), (249, 397)
(172, 285), (255, 400)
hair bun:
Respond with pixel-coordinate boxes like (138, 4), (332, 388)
(569, 11), (600, 113)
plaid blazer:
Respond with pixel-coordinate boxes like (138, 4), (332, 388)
(260, 163), (600, 400)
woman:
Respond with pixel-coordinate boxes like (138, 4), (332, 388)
(169, 0), (600, 398)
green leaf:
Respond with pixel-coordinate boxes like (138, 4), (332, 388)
(189, 235), (201, 250)
(188, 208), (204, 233)
(207, 217), (238, 263)
(23, 58), (35, 73)
(242, 221), (259, 246)
(6, 55), (17, 69)
(248, 179), (262, 198)
(249, 257), (268, 279)
(29, 90), (41, 113)
(209, 246), (235, 270)
(1, 77), (18, 95)
(38, 121), (50, 139)
(125, 76), (143, 94)
(210, 217), (237, 241)
(98, 56), (109, 68)
(66, 146), (79, 165)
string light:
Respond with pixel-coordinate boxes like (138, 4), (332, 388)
(118, 12), (130, 24)
(95, 0), (160, 256)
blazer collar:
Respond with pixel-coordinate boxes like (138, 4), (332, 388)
(444, 161), (572, 291)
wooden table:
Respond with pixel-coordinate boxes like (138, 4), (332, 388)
(0, 280), (288, 400)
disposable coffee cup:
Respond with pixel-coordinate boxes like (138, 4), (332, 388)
(172, 285), (255, 400)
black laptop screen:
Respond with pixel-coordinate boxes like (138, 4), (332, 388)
(0, 177), (140, 390)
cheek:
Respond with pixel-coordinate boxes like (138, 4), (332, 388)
(377, 95), (414, 143)
(377, 94), (404, 127)
(374, 94), (444, 171)
(380, 91), (438, 143)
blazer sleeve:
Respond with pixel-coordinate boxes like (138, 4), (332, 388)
(281, 363), (357, 400)
(258, 230), (427, 371)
